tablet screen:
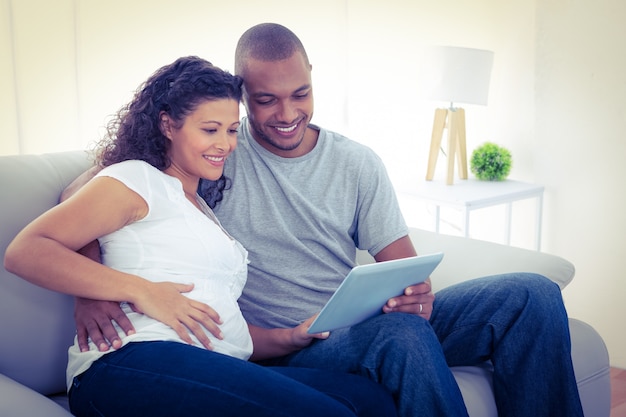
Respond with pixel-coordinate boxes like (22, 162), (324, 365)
(308, 252), (444, 333)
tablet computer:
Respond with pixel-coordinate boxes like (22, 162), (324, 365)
(307, 252), (444, 334)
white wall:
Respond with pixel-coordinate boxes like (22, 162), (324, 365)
(0, 0), (349, 154)
(0, 0), (20, 154)
(534, 0), (626, 367)
(1, 0), (624, 367)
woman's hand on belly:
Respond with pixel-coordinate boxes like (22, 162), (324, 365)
(131, 281), (223, 349)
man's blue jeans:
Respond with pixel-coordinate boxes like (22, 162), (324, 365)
(265, 273), (584, 417)
(68, 341), (397, 417)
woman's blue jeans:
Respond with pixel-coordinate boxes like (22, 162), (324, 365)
(264, 273), (584, 417)
(68, 341), (397, 417)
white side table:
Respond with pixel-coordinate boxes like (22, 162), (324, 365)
(399, 179), (545, 250)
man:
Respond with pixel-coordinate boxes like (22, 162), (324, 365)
(74, 23), (583, 416)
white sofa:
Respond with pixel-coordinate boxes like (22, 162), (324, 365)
(0, 150), (612, 416)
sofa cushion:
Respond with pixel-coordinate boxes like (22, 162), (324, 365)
(0, 151), (91, 395)
(0, 374), (73, 417)
(408, 228), (575, 291)
(357, 228), (576, 292)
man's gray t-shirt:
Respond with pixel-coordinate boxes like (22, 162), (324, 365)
(207, 118), (409, 328)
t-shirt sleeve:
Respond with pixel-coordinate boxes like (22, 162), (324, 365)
(354, 149), (409, 257)
(94, 160), (153, 207)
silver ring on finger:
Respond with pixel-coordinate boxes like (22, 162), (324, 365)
(419, 303), (423, 314)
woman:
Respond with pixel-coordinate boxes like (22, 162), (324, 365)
(4, 56), (396, 417)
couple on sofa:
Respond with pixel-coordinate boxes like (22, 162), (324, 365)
(4, 23), (583, 417)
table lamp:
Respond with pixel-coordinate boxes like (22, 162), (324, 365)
(424, 46), (494, 185)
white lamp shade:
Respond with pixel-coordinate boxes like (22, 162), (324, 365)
(424, 46), (494, 106)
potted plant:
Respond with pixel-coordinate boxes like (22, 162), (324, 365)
(470, 142), (512, 181)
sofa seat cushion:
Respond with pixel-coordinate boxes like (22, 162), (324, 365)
(0, 374), (73, 417)
(452, 363), (496, 417)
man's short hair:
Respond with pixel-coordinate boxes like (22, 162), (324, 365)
(235, 23), (310, 76)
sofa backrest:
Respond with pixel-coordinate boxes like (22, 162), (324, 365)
(0, 151), (92, 395)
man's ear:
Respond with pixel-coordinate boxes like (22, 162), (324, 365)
(241, 86), (251, 114)
(159, 111), (173, 140)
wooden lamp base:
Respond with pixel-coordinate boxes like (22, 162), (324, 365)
(425, 107), (468, 185)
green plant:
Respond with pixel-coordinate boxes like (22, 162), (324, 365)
(470, 142), (512, 181)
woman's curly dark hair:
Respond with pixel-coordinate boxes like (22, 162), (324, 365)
(94, 56), (242, 207)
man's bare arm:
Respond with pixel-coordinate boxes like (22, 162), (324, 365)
(60, 165), (101, 202)
(373, 235), (417, 262)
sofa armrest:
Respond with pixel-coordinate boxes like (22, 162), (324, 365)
(356, 227), (575, 292)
